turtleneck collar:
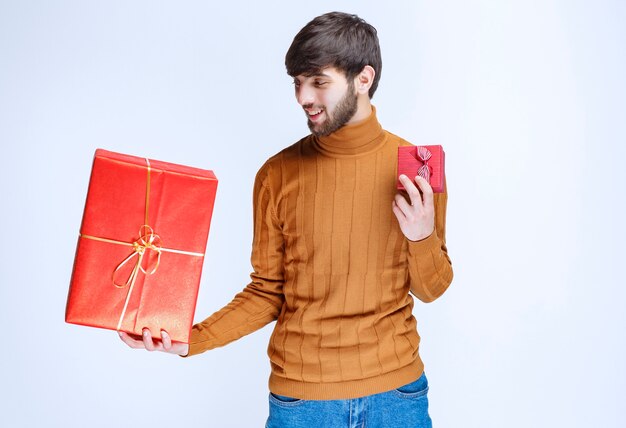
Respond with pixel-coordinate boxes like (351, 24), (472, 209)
(312, 106), (386, 158)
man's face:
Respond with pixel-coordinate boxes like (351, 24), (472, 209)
(293, 67), (358, 137)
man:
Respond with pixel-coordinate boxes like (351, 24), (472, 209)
(120, 11), (453, 427)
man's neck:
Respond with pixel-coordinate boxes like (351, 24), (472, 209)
(346, 97), (373, 127)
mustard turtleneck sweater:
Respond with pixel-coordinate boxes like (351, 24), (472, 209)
(187, 107), (453, 400)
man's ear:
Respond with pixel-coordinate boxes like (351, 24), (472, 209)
(355, 65), (375, 96)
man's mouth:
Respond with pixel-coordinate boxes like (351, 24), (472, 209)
(305, 108), (324, 121)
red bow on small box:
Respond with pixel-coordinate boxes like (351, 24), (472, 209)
(397, 145), (445, 193)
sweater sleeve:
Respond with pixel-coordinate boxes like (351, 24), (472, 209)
(185, 164), (284, 356)
(406, 181), (453, 303)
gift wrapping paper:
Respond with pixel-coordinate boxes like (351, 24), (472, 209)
(66, 149), (218, 343)
(397, 145), (445, 193)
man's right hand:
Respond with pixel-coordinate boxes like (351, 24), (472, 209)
(119, 328), (189, 356)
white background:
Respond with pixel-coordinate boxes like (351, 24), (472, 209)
(1, 1), (624, 427)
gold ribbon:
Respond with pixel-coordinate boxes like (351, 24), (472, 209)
(79, 158), (204, 332)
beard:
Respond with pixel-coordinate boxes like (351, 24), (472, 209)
(307, 81), (358, 137)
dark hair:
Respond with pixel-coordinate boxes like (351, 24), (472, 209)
(285, 11), (382, 98)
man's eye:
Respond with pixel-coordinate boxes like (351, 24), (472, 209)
(314, 81), (327, 87)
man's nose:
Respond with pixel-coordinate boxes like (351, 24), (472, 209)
(296, 85), (315, 106)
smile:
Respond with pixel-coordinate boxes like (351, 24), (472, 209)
(305, 108), (325, 122)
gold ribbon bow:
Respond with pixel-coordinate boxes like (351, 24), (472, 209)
(112, 225), (162, 289)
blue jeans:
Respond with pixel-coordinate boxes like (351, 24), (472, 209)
(266, 372), (432, 428)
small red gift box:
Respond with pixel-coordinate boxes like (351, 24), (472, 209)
(397, 145), (445, 193)
(66, 149), (218, 343)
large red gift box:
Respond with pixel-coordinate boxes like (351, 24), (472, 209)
(66, 149), (218, 343)
(397, 145), (445, 193)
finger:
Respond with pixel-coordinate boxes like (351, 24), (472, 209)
(161, 330), (172, 351)
(143, 328), (156, 351)
(393, 193), (412, 217)
(119, 331), (144, 349)
(399, 174), (423, 209)
(392, 200), (408, 225)
(398, 174), (415, 192)
(414, 176), (434, 209)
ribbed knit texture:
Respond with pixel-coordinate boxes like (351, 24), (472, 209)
(187, 107), (453, 400)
